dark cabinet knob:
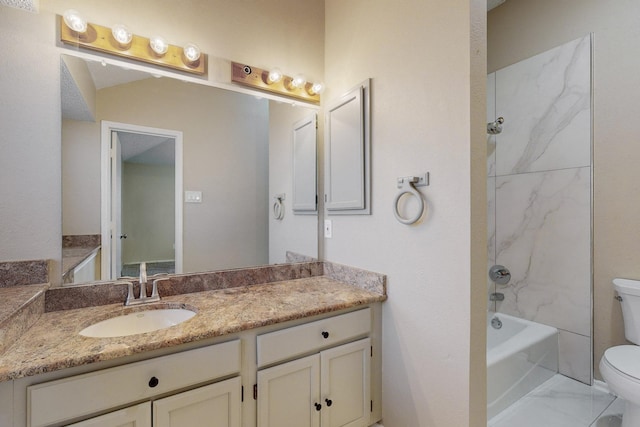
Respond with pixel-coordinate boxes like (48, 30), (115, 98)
(314, 402), (322, 411)
(325, 398), (333, 407)
(148, 376), (159, 388)
(321, 331), (329, 339)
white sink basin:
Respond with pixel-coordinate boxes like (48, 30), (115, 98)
(80, 308), (196, 338)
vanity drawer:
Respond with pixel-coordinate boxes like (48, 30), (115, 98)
(28, 340), (240, 427)
(257, 308), (371, 367)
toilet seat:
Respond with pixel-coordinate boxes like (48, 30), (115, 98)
(603, 345), (640, 381)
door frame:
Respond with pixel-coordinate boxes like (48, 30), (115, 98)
(101, 121), (183, 280)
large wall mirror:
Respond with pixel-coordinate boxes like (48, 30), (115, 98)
(61, 54), (318, 285)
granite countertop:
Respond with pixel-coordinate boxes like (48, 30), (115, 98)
(0, 276), (385, 382)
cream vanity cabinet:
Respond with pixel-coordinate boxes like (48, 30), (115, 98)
(256, 308), (372, 427)
(27, 340), (241, 427)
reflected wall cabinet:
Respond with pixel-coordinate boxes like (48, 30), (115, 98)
(292, 114), (318, 214)
(324, 80), (371, 215)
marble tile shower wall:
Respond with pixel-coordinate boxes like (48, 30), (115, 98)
(487, 35), (592, 384)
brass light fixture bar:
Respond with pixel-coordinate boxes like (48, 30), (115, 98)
(59, 15), (207, 76)
(231, 62), (321, 104)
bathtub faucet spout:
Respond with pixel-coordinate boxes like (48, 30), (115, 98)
(490, 292), (505, 301)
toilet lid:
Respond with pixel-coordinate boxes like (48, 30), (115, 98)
(604, 345), (640, 380)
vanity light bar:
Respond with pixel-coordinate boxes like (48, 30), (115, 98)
(59, 15), (207, 76)
(231, 62), (321, 104)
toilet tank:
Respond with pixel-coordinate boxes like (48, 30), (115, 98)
(614, 278), (640, 344)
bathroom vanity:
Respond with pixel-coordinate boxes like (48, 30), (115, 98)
(0, 262), (385, 427)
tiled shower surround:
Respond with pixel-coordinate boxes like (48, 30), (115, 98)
(487, 35), (592, 384)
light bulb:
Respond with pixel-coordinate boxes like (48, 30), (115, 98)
(183, 43), (201, 63)
(149, 35), (169, 55)
(267, 68), (283, 84)
(63, 10), (87, 33)
(308, 82), (325, 95)
(290, 74), (306, 89)
(112, 24), (133, 46)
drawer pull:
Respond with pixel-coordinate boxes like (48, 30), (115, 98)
(325, 398), (333, 407)
(314, 402), (322, 411)
(148, 376), (159, 388)
(321, 331), (329, 339)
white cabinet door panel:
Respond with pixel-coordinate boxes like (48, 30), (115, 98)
(154, 377), (241, 427)
(320, 338), (371, 427)
(257, 354), (321, 427)
(67, 402), (151, 427)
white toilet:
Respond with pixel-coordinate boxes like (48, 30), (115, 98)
(600, 278), (640, 427)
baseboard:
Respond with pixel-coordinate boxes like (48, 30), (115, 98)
(593, 379), (615, 396)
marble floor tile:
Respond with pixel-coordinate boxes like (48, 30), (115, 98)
(590, 398), (624, 427)
(489, 374), (616, 427)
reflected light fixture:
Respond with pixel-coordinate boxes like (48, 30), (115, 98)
(149, 35), (169, 56)
(289, 74), (306, 90)
(308, 82), (325, 96)
(63, 9), (87, 33)
(267, 68), (283, 84)
(59, 10), (207, 76)
(111, 24), (133, 46)
(230, 62), (322, 104)
(183, 43), (201, 63)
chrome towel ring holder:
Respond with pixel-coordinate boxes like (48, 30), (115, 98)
(273, 194), (285, 220)
(393, 174), (428, 225)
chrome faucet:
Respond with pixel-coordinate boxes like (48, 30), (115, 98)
(125, 262), (161, 305)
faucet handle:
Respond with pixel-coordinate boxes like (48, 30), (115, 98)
(124, 281), (135, 305)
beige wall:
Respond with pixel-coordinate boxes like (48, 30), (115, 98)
(488, 0), (640, 380)
(122, 162), (175, 264)
(62, 119), (101, 235)
(324, 1), (487, 425)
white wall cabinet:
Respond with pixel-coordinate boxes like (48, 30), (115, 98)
(324, 80), (371, 215)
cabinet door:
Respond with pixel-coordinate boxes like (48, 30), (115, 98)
(320, 338), (371, 427)
(153, 377), (241, 427)
(257, 354), (321, 427)
(66, 402), (151, 427)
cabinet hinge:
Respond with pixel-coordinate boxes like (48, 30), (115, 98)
(371, 400), (373, 412)
(253, 384), (258, 400)
(241, 385), (244, 402)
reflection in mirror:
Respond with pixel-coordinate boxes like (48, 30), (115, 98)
(61, 54), (318, 285)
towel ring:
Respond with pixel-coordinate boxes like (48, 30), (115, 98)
(273, 195), (285, 220)
(393, 177), (425, 225)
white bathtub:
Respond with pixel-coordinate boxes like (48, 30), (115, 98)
(487, 312), (558, 420)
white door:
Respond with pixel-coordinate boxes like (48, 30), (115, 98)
(320, 339), (371, 427)
(257, 354), (321, 427)
(66, 402), (151, 427)
(153, 377), (241, 427)
(112, 131), (124, 278)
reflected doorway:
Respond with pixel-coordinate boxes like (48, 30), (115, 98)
(101, 121), (183, 280)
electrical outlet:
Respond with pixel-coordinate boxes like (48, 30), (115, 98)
(324, 220), (332, 238)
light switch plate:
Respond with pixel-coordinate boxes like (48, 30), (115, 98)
(324, 220), (332, 238)
(185, 191), (202, 203)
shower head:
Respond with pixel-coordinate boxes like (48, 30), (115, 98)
(487, 117), (504, 135)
